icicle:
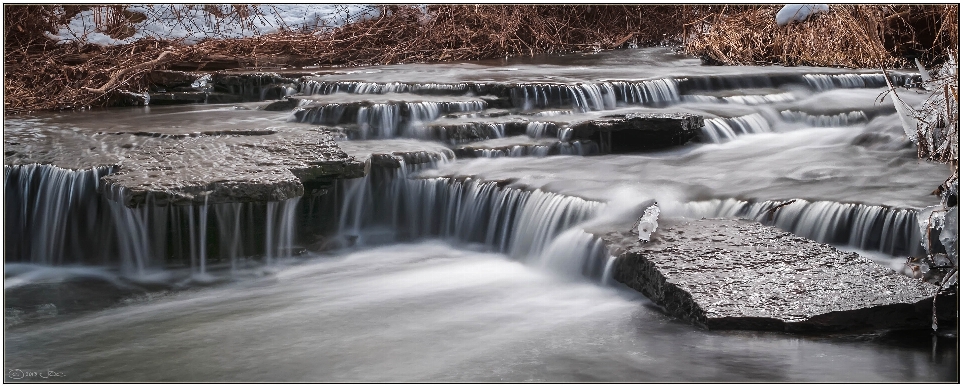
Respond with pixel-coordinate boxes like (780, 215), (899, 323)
(915, 58), (932, 84)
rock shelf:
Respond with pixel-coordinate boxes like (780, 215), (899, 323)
(606, 218), (938, 332)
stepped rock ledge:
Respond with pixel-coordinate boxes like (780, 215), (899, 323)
(604, 218), (938, 332)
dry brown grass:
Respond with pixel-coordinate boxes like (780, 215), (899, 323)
(684, 4), (958, 68)
(3, 4), (958, 114)
(4, 5), (692, 113)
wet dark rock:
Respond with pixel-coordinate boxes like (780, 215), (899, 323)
(5, 277), (151, 323)
(261, 97), (302, 111)
(149, 91), (207, 104)
(141, 91), (245, 105)
(203, 92), (246, 104)
(148, 70), (200, 88)
(212, 73), (299, 101)
(103, 91), (149, 108)
(420, 122), (528, 144)
(478, 95), (513, 109)
(606, 218), (938, 332)
(570, 112), (703, 152)
(367, 150), (453, 170)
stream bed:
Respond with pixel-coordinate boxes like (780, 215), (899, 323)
(3, 47), (956, 382)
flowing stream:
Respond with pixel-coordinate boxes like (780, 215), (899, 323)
(2, 47), (955, 381)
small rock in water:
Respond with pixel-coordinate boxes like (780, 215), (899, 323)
(637, 202), (660, 243)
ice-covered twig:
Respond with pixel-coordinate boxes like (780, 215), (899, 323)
(915, 57), (932, 84)
(882, 68), (919, 143)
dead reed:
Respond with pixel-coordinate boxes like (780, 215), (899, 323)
(684, 4), (958, 68)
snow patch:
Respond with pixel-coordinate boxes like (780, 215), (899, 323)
(48, 4), (382, 46)
(776, 4), (829, 27)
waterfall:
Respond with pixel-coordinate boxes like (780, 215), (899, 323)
(3, 164), (117, 266)
(294, 103), (348, 126)
(510, 79), (680, 112)
(684, 92), (797, 105)
(803, 73), (888, 91)
(299, 80), (472, 95)
(683, 198), (923, 256)
(525, 121), (559, 138)
(532, 110), (574, 117)
(106, 194), (303, 275)
(4, 162), (304, 274)
(356, 103), (401, 138)
(700, 114), (773, 143)
(332, 159), (607, 276)
(458, 141), (599, 158)
(779, 110), (868, 127)
(294, 101), (487, 139)
(533, 228), (611, 280)
(404, 122), (508, 144)
(611, 79), (681, 106)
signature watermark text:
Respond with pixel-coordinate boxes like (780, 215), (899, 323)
(6, 369), (66, 380)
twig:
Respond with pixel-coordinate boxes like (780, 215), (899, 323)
(82, 50), (177, 94)
(761, 199), (797, 221)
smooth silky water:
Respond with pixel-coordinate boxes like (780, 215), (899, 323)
(3, 48), (956, 381)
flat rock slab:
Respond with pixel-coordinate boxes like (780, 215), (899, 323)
(606, 218), (937, 332)
(570, 112), (703, 152)
(4, 106), (365, 207)
(101, 129), (364, 207)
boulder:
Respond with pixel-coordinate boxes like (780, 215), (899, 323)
(569, 112), (703, 153)
(606, 218), (938, 332)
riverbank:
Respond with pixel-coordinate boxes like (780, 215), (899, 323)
(4, 4), (957, 114)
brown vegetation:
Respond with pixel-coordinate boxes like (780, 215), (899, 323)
(685, 4), (958, 68)
(3, 4), (958, 114)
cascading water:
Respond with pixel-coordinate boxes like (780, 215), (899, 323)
(682, 198), (923, 256)
(803, 73), (889, 91)
(300, 80), (473, 95)
(509, 79), (680, 112)
(459, 141), (599, 158)
(5, 46), (951, 382)
(683, 92), (798, 105)
(355, 103), (402, 138)
(779, 110), (868, 127)
(4, 162), (304, 277)
(294, 101), (487, 139)
(700, 113), (773, 143)
(330, 157), (610, 278)
(3, 164), (117, 266)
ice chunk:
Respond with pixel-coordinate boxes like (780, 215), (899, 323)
(776, 4), (829, 27)
(637, 202), (661, 243)
(940, 206), (957, 264)
(917, 205), (945, 253)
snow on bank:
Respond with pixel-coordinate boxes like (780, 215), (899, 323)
(776, 4), (829, 27)
(46, 4), (381, 46)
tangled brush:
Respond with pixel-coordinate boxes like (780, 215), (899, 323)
(4, 4), (958, 114)
(684, 4), (958, 68)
